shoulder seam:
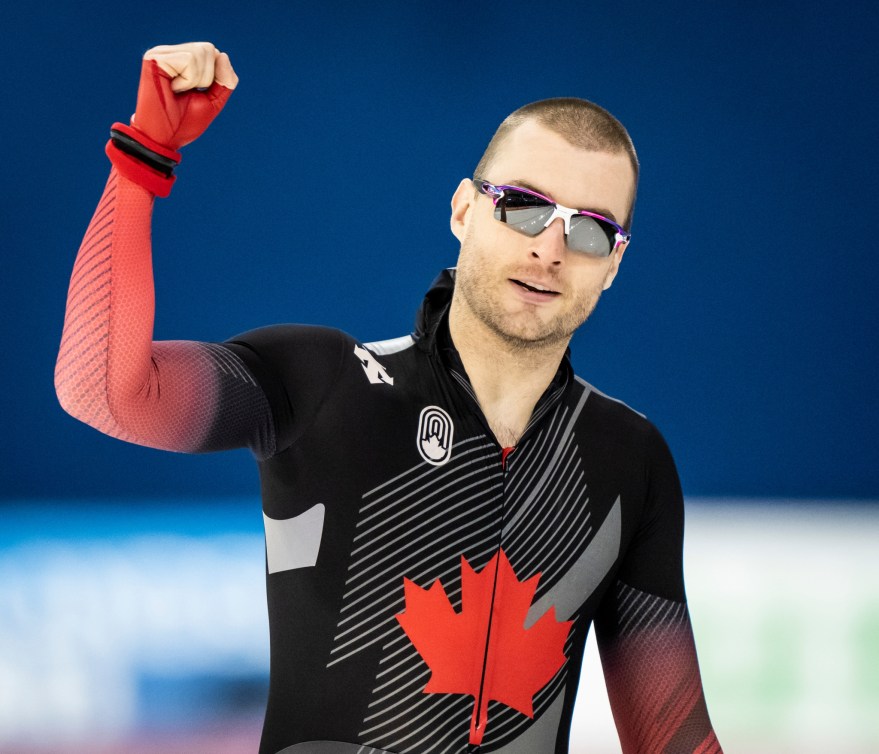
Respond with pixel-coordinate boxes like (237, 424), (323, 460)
(574, 375), (646, 419)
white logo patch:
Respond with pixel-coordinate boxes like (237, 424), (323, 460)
(354, 344), (394, 386)
(417, 405), (454, 466)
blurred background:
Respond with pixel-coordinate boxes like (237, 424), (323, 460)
(1, 1), (877, 752)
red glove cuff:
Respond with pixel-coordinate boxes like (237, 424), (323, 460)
(105, 122), (182, 198)
(111, 122), (182, 163)
(105, 140), (175, 197)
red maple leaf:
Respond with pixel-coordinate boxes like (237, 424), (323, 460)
(395, 548), (572, 746)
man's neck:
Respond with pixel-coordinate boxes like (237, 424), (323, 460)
(447, 298), (569, 448)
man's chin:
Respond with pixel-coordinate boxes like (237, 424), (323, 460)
(489, 316), (574, 350)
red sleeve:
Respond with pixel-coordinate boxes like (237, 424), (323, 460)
(595, 582), (722, 754)
(594, 427), (722, 753)
(54, 168), (276, 458)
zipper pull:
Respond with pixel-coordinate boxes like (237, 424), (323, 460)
(500, 446), (516, 470)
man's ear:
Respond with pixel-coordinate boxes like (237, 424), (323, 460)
(450, 178), (475, 242)
(602, 241), (628, 291)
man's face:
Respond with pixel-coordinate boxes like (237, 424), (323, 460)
(450, 120), (635, 349)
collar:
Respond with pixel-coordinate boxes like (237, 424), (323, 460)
(413, 268), (457, 353)
(413, 268), (574, 434)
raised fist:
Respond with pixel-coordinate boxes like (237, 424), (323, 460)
(133, 42), (239, 150)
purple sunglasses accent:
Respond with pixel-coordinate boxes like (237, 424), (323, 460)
(472, 178), (631, 257)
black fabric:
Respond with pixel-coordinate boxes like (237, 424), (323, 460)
(212, 270), (717, 753)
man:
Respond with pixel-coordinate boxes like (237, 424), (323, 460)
(55, 42), (722, 754)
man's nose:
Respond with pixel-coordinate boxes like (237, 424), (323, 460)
(529, 217), (567, 265)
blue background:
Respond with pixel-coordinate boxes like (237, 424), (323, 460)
(2, 1), (877, 501)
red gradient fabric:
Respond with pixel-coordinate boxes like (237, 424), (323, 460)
(597, 581), (723, 754)
(54, 169), (273, 456)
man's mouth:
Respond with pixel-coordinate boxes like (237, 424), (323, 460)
(511, 279), (560, 296)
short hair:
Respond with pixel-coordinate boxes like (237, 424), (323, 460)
(473, 97), (639, 229)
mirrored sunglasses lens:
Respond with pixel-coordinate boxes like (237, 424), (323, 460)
(495, 191), (554, 236)
(568, 215), (615, 256)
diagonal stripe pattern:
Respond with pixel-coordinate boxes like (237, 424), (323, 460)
(599, 581), (720, 754)
(325, 382), (618, 752)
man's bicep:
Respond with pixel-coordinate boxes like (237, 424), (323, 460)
(95, 339), (278, 457)
(223, 324), (352, 454)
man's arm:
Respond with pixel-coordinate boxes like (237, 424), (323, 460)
(595, 426), (722, 753)
(55, 44), (276, 457)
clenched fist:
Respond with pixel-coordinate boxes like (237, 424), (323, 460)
(106, 42), (239, 196)
(133, 42), (239, 149)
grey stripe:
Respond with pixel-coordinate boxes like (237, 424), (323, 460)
(503, 387), (590, 533)
(371, 696), (471, 753)
(619, 587), (656, 633)
(507, 466), (588, 577)
(359, 690), (445, 737)
(360, 691), (462, 742)
(327, 515), (503, 665)
(71, 247), (113, 287)
(504, 438), (580, 545)
(370, 645), (425, 698)
(360, 438), (489, 510)
(70, 253), (113, 306)
(329, 440), (501, 666)
(79, 216), (115, 251)
(504, 408), (564, 502)
(522, 374), (569, 434)
(56, 301), (111, 371)
(263, 504), (325, 574)
(616, 582), (639, 620)
(574, 374), (645, 418)
(353, 460), (494, 547)
(450, 369), (478, 402)
(274, 743), (396, 754)
(349, 480), (499, 583)
(58, 305), (111, 370)
(339, 488), (499, 608)
(60, 285), (111, 337)
(82, 201), (116, 232)
(333, 505), (498, 638)
(524, 496), (622, 628)
(364, 673), (425, 721)
(201, 342), (258, 386)
(505, 437), (576, 538)
(331, 532), (498, 663)
(364, 334), (416, 356)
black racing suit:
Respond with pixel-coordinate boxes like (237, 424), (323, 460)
(56, 170), (722, 754)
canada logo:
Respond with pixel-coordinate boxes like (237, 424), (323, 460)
(396, 549), (572, 746)
(417, 405), (454, 465)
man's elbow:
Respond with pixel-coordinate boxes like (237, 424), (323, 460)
(54, 358), (99, 426)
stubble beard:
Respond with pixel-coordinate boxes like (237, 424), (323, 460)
(455, 233), (604, 354)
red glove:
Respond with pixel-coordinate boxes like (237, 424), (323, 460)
(106, 57), (234, 197)
(131, 58), (233, 150)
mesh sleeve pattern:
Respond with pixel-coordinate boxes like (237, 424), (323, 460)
(55, 169), (276, 457)
(596, 581), (722, 754)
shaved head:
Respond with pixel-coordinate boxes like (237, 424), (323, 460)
(474, 98), (639, 228)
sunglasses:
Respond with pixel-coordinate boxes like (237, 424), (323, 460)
(472, 178), (631, 258)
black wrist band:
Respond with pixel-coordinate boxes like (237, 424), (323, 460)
(109, 129), (178, 177)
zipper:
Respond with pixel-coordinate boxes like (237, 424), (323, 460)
(468, 446), (517, 749)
